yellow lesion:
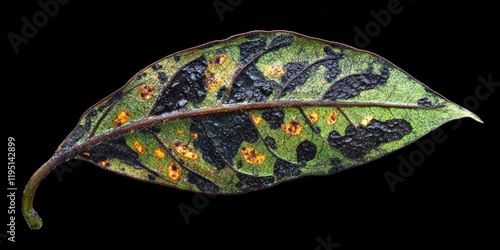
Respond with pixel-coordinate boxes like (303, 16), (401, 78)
(281, 119), (303, 136)
(138, 85), (155, 100)
(263, 63), (286, 78)
(326, 111), (338, 125)
(99, 160), (110, 167)
(171, 140), (198, 160)
(240, 146), (267, 165)
(360, 115), (374, 127)
(154, 148), (165, 159)
(205, 74), (222, 92)
(308, 110), (319, 124)
(211, 53), (227, 66)
(113, 110), (131, 126)
(133, 140), (146, 154)
(167, 162), (181, 181)
(252, 114), (263, 126)
(204, 52), (228, 92)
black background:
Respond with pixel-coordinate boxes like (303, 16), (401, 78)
(3, 0), (499, 249)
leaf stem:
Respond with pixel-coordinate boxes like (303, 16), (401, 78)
(22, 153), (68, 230)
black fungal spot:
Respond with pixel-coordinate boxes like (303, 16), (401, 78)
(136, 72), (147, 80)
(88, 109), (97, 117)
(190, 112), (259, 169)
(59, 112), (93, 151)
(417, 97), (432, 107)
(98, 91), (123, 112)
(157, 72), (168, 84)
(262, 110), (285, 129)
(239, 38), (267, 63)
(237, 160), (243, 169)
(268, 35), (294, 51)
(296, 140), (317, 163)
(274, 158), (302, 180)
(328, 158), (343, 174)
(151, 56), (208, 115)
(280, 62), (310, 96)
(148, 174), (156, 181)
(187, 171), (220, 193)
(322, 47), (343, 82)
(152, 64), (162, 70)
(264, 136), (277, 150)
(235, 173), (275, 193)
(174, 55), (180, 61)
(327, 119), (412, 159)
(216, 86), (227, 100)
(323, 65), (390, 100)
(225, 64), (278, 103)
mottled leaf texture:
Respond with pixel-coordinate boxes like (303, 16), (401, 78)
(23, 30), (481, 229)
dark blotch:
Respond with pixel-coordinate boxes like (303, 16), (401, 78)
(216, 86), (227, 100)
(239, 38), (267, 63)
(136, 72), (147, 80)
(327, 119), (412, 159)
(280, 62), (310, 96)
(190, 112), (259, 169)
(323, 65), (390, 100)
(274, 158), (302, 180)
(262, 110), (285, 129)
(264, 136), (277, 150)
(268, 35), (294, 51)
(235, 173), (275, 193)
(174, 55), (180, 61)
(237, 160), (243, 169)
(417, 97), (432, 107)
(157, 72), (168, 84)
(148, 174), (156, 181)
(328, 158), (343, 174)
(296, 140), (317, 163)
(187, 171), (220, 193)
(151, 56), (208, 115)
(225, 64), (278, 103)
(98, 91), (123, 112)
(152, 64), (162, 70)
(323, 47), (343, 82)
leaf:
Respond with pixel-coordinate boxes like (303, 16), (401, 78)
(23, 30), (481, 229)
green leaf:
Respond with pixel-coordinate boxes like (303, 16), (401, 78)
(22, 30), (481, 229)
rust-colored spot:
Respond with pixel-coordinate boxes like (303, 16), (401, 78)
(167, 162), (181, 181)
(240, 146), (267, 165)
(326, 111), (338, 125)
(99, 160), (110, 167)
(191, 133), (199, 139)
(171, 140), (198, 160)
(205, 74), (222, 92)
(177, 130), (184, 134)
(113, 110), (131, 126)
(138, 85), (155, 100)
(133, 140), (146, 154)
(308, 110), (319, 124)
(154, 147), (165, 159)
(211, 53), (227, 65)
(263, 63), (286, 78)
(83, 152), (91, 157)
(252, 114), (263, 126)
(281, 119), (303, 136)
(360, 115), (374, 127)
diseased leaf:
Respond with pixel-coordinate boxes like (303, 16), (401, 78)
(22, 30), (482, 229)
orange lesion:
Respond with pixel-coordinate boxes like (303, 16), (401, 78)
(99, 159), (111, 167)
(138, 85), (155, 100)
(308, 110), (319, 124)
(281, 119), (303, 136)
(211, 52), (228, 66)
(240, 146), (267, 165)
(205, 74), (222, 92)
(83, 152), (91, 157)
(154, 147), (165, 158)
(133, 140), (147, 154)
(326, 111), (338, 125)
(167, 162), (181, 181)
(252, 114), (263, 126)
(263, 63), (286, 78)
(191, 133), (199, 139)
(171, 140), (198, 160)
(113, 110), (131, 126)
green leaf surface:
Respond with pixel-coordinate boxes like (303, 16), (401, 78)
(22, 30), (481, 229)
